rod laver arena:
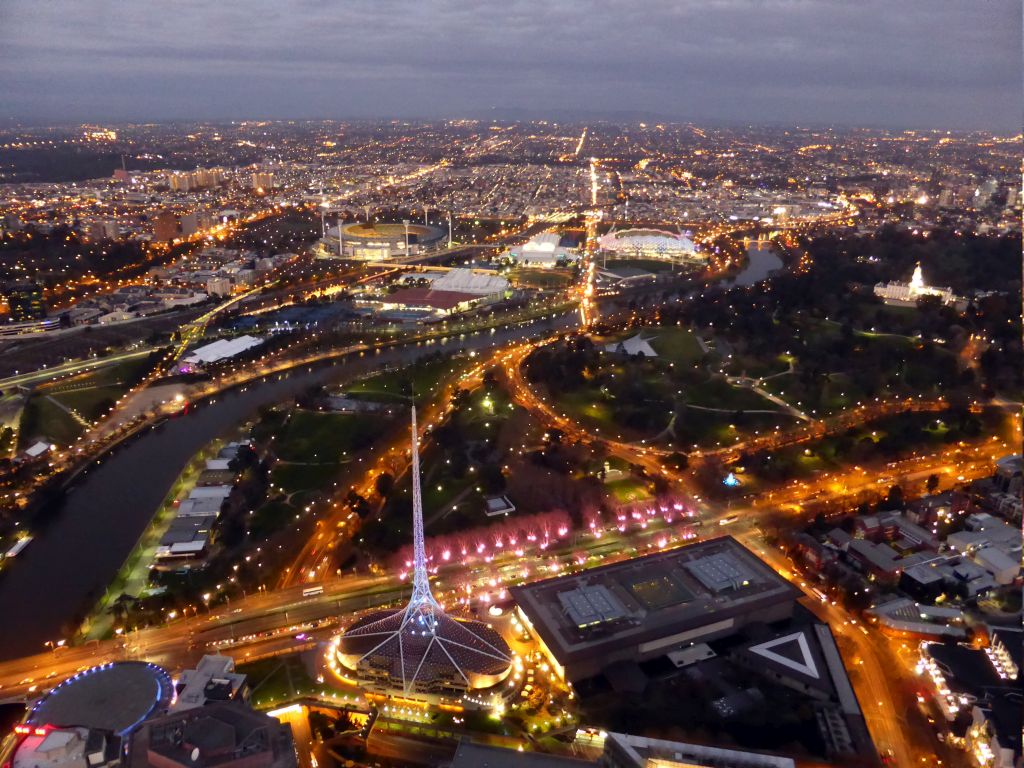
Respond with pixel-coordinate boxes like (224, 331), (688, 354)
(511, 536), (800, 682)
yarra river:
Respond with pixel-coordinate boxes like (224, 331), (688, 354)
(0, 314), (575, 658)
(0, 243), (777, 659)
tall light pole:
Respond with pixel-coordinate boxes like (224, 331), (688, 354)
(423, 206), (429, 226)
(403, 219), (410, 259)
(447, 211), (453, 248)
(338, 217), (344, 258)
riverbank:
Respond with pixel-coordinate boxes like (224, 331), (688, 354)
(0, 310), (577, 659)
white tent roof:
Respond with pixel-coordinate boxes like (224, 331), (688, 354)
(431, 269), (508, 295)
(521, 233), (561, 252)
(604, 333), (658, 357)
(184, 335), (263, 364)
(24, 441), (51, 458)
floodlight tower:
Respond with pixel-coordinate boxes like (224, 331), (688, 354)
(319, 186), (327, 237)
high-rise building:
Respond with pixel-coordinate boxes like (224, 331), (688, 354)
(128, 701), (297, 768)
(195, 167), (222, 188)
(152, 212), (180, 243)
(3, 282), (46, 321)
(168, 168), (222, 192)
(180, 211), (200, 237)
(251, 172), (275, 191)
(88, 221), (119, 241)
(168, 173), (192, 193)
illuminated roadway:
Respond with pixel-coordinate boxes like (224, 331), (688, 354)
(0, 220), (1008, 767)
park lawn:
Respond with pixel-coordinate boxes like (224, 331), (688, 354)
(816, 375), (871, 415)
(606, 477), (652, 503)
(270, 462), (342, 495)
(41, 354), (157, 395)
(421, 469), (479, 518)
(608, 258), (676, 273)
(674, 408), (792, 449)
(556, 388), (618, 428)
(508, 268), (573, 290)
(459, 384), (517, 442)
(683, 378), (777, 411)
(647, 326), (704, 365)
(18, 394), (83, 448)
(50, 385), (123, 423)
(32, 354), (162, 428)
(856, 302), (920, 327)
(275, 410), (380, 463)
(724, 353), (791, 380)
(239, 656), (326, 708)
(249, 499), (297, 540)
(347, 356), (466, 402)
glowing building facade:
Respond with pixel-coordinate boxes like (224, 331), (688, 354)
(874, 263), (966, 310)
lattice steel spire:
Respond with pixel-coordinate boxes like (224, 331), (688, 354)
(342, 406), (512, 695)
(403, 405), (440, 630)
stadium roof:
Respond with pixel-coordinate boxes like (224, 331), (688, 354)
(380, 287), (482, 311)
(520, 233), (562, 252)
(597, 228), (696, 253)
(337, 222), (444, 241)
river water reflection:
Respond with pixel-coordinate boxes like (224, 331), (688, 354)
(0, 314), (573, 659)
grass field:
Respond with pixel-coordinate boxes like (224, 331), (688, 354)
(606, 258), (677, 273)
(346, 356), (466, 402)
(19, 354), (160, 447)
(18, 395), (83, 447)
(239, 656), (326, 708)
(507, 268), (574, 290)
(606, 477), (652, 503)
(683, 377), (779, 411)
(270, 462), (342, 495)
(646, 326), (704, 364)
(249, 499), (298, 540)
(274, 410), (380, 463)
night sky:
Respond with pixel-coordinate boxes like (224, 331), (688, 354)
(1, 0), (1020, 129)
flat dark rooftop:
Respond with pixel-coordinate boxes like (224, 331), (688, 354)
(512, 536), (799, 664)
(450, 741), (596, 768)
(29, 661), (172, 736)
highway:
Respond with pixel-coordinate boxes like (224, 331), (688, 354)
(0, 347), (158, 391)
(0, 218), (1008, 768)
(493, 336), (1008, 764)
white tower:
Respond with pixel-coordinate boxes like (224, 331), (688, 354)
(339, 406), (512, 695)
(402, 406), (441, 630)
(909, 262), (925, 293)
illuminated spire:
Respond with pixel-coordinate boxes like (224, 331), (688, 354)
(403, 406), (440, 629)
(344, 406), (512, 695)
(910, 262), (925, 293)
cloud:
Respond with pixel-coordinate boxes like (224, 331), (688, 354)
(0, 0), (1019, 128)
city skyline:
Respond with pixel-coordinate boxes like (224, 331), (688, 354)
(0, 3), (1021, 766)
(1, 0), (1021, 130)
